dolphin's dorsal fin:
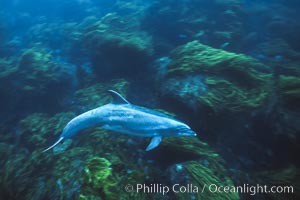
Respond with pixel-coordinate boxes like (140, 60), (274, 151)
(108, 90), (130, 104)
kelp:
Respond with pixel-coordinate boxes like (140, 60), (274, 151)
(279, 75), (300, 110)
(17, 47), (71, 94)
(83, 13), (153, 78)
(163, 41), (273, 112)
(163, 137), (239, 200)
(73, 79), (129, 110)
(19, 112), (75, 150)
(253, 165), (300, 200)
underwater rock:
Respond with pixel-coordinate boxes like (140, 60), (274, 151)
(0, 58), (17, 78)
(143, 0), (244, 51)
(83, 13), (153, 79)
(257, 39), (300, 63)
(255, 39), (300, 77)
(25, 20), (91, 63)
(8, 106), (158, 199)
(162, 137), (219, 159)
(265, 11), (300, 51)
(0, 143), (14, 166)
(113, 0), (149, 17)
(4, 104), (285, 200)
(0, 47), (75, 113)
(17, 47), (72, 95)
(237, 166), (300, 200)
(279, 75), (300, 110)
(170, 161), (239, 200)
(160, 40), (273, 113)
(82, 157), (117, 198)
(19, 112), (76, 151)
(84, 157), (112, 188)
(164, 137), (239, 200)
(0, 149), (58, 199)
(0, 58), (18, 112)
(73, 78), (129, 111)
(157, 41), (279, 170)
(1, 145), (92, 199)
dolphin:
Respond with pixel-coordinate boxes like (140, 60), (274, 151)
(43, 90), (197, 152)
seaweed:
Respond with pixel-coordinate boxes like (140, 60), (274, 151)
(83, 13), (153, 79)
(279, 75), (300, 110)
(162, 40), (273, 113)
(73, 79), (129, 111)
(163, 137), (240, 200)
(19, 112), (76, 150)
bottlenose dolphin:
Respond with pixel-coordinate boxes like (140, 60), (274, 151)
(43, 90), (197, 152)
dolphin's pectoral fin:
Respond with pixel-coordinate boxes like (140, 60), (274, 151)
(107, 90), (130, 105)
(146, 136), (162, 151)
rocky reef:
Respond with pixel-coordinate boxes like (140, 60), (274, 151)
(72, 78), (129, 111)
(19, 112), (76, 151)
(17, 48), (71, 95)
(279, 75), (300, 110)
(156, 40), (299, 174)
(83, 13), (153, 79)
(160, 40), (273, 113)
(0, 47), (75, 114)
(143, 0), (245, 52)
(0, 74), (243, 199)
(1, 116), (240, 200)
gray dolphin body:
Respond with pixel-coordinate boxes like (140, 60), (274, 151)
(43, 90), (197, 152)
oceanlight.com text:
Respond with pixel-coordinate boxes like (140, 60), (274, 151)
(124, 183), (294, 196)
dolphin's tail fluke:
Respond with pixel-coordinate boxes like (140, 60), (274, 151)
(43, 137), (64, 152)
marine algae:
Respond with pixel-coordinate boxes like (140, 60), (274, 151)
(279, 75), (300, 110)
(164, 41), (273, 112)
(164, 137), (239, 200)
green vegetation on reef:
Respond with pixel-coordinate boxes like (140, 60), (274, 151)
(182, 161), (239, 200)
(14, 100), (297, 200)
(279, 75), (300, 109)
(199, 77), (270, 112)
(0, 59), (18, 110)
(73, 79), (129, 110)
(0, 58), (17, 78)
(17, 47), (69, 94)
(84, 157), (112, 189)
(163, 137), (219, 158)
(83, 13), (153, 77)
(253, 165), (300, 200)
(163, 40), (273, 112)
(257, 39), (300, 75)
(163, 137), (239, 200)
(81, 157), (117, 199)
(146, 0), (244, 48)
(19, 112), (76, 150)
(15, 78), (128, 152)
(0, 65), (243, 200)
(0, 76), (150, 199)
(1, 109), (239, 200)
(84, 13), (152, 54)
(0, 47), (73, 113)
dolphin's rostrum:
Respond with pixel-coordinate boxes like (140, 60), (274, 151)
(43, 90), (197, 152)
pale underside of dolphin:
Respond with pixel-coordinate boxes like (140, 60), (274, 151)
(43, 90), (197, 152)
